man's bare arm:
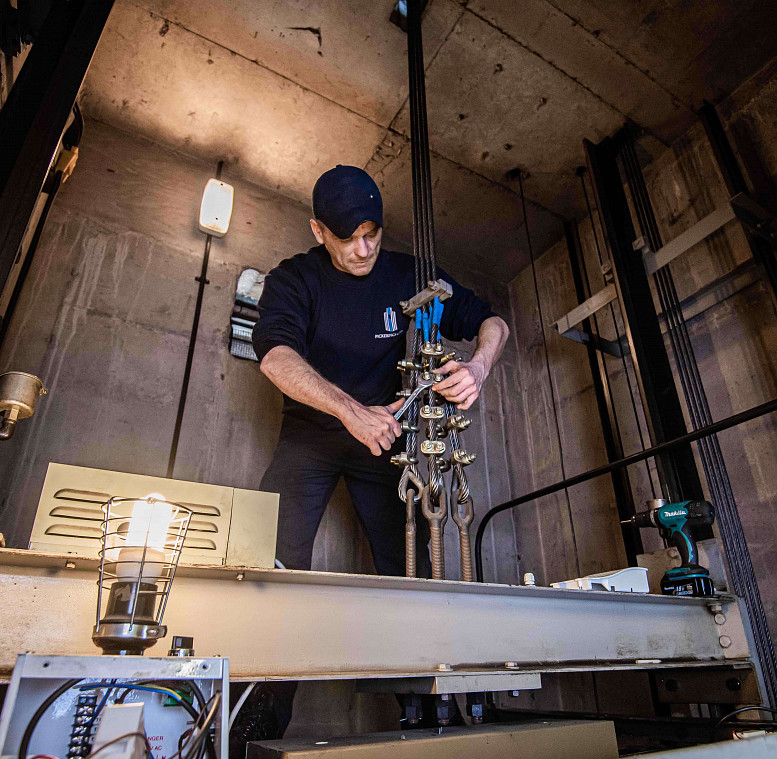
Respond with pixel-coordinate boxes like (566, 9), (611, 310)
(260, 345), (402, 456)
(433, 315), (510, 410)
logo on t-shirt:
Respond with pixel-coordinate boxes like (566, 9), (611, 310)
(376, 306), (402, 339)
(383, 307), (398, 333)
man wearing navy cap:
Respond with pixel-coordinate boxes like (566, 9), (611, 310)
(252, 165), (509, 578)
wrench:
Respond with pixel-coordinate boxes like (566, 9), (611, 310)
(394, 375), (439, 421)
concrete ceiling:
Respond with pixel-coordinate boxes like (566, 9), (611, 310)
(80, 0), (777, 282)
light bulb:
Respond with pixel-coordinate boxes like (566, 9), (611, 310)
(116, 494), (172, 582)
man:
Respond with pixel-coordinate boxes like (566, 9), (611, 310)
(252, 165), (509, 578)
(234, 166), (509, 746)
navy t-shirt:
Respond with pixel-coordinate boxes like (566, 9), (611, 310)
(252, 245), (495, 428)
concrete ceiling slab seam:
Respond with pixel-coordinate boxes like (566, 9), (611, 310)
(81, 2), (387, 207)
(464, 0), (692, 144)
(539, 0), (776, 108)
(366, 134), (563, 282)
(391, 11), (623, 215)
(127, 0), (464, 127)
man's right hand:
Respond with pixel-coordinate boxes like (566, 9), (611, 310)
(341, 399), (404, 456)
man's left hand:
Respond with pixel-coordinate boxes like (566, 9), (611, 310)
(433, 359), (486, 410)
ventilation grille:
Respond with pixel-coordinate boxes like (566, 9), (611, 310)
(30, 464), (234, 563)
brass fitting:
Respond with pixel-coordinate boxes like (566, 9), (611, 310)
(446, 414), (471, 431)
(391, 452), (418, 467)
(451, 450), (477, 466)
(420, 405), (445, 419)
(421, 440), (446, 456)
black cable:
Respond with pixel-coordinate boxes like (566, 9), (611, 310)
(182, 693), (221, 759)
(579, 169), (658, 498)
(518, 170), (581, 575)
(18, 678), (82, 759)
(619, 129), (777, 707)
(714, 706), (777, 729)
(88, 732), (151, 759)
(474, 395), (777, 581)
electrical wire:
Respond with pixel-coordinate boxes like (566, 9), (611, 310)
(228, 682), (256, 733)
(18, 678), (82, 759)
(87, 733), (151, 759)
(518, 170), (581, 574)
(714, 706), (777, 729)
(79, 683), (183, 703)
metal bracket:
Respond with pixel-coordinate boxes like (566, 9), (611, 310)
(399, 279), (453, 316)
(556, 328), (626, 358)
(553, 284), (617, 335)
(554, 201), (743, 351)
(640, 204), (737, 275)
(730, 192), (777, 247)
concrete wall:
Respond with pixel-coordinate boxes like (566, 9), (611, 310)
(0, 117), (519, 578)
(503, 57), (777, 686)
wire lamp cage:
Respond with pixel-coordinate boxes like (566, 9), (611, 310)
(92, 495), (192, 655)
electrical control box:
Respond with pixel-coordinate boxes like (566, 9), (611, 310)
(0, 654), (228, 759)
(29, 463), (278, 568)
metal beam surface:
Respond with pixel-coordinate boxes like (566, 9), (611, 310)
(0, 549), (750, 681)
(584, 135), (704, 502)
(553, 284), (617, 336)
(641, 205), (737, 276)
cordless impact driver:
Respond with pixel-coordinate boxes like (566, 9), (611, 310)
(622, 499), (716, 597)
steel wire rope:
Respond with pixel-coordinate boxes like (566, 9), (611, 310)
(619, 132), (777, 708)
(579, 170), (658, 499)
(518, 170), (581, 575)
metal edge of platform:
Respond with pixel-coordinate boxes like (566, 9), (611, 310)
(0, 548), (735, 608)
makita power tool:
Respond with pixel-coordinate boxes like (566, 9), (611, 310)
(622, 499), (716, 597)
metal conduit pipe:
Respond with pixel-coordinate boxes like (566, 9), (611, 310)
(474, 396), (777, 582)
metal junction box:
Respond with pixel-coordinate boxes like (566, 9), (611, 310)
(0, 654), (229, 759)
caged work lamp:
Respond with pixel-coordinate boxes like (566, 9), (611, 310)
(92, 494), (192, 655)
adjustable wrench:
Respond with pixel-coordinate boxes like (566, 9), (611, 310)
(394, 375), (439, 421)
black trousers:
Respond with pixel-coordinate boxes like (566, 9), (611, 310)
(244, 417), (432, 745)
(260, 415), (432, 577)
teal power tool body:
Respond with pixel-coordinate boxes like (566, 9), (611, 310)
(622, 499), (716, 597)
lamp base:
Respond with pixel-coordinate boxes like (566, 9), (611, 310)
(92, 621), (167, 655)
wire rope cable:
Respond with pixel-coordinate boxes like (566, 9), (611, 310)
(619, 129), (777, 708)
(518, 170), (581, 574)
(578, 169), (659, 499)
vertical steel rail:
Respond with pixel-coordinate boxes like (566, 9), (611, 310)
(619, 126), (777, 709)
(564, 221), (642, 563)
(583, 137), (704, 503)
(699, 101), (777, 305)
(0, 0), (115, 308)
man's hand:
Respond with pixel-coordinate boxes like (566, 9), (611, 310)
(433, 359), (486, 410)
(341, 399), (404, 456)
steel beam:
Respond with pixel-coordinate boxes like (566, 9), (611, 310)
(642, 205), (737, 276)
(0, 0), (114, 304)
(584, 136), (704, 502)
(564, 222), (641, 562)
(700, 101), (777, 305)
(0, 549), (750, 682)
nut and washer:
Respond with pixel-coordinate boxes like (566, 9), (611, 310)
(504, 661), (519, 669)
(421, 440), (446, 456)
(437, 663), (452, 672)
(420, 405), (445, 420)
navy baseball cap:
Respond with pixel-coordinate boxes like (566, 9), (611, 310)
(312, 165), (383, 240)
